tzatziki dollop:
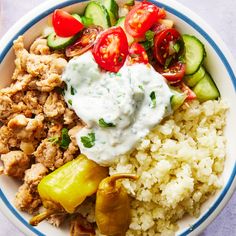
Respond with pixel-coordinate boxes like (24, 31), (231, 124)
(62, 51), (172, 165)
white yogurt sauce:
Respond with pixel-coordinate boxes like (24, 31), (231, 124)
(62, 51), (172, 166)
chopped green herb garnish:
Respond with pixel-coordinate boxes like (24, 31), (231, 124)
(116, 72), (122, 77)
(70, 86), (76, 95)
(48, 128), (71, 150)
(68, 99), (72, 106)
(164, 56), (173, 69)
(81, 16), (93, 27)
(60, 128), (71, 149)
(178, 55), (186, 63)
(99, 118), (116, 128)
(81, 132), (95, 148)
(141, 41), (152, 51)
(145, 30), (155, 41)
(138, 85), (144, 91)
(150, 91), (156, 108)
(48, 136), (59, 144)
(173, 42), (181, 53)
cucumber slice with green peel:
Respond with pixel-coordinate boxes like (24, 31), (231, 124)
(72, 14), (94, 27)
(85, 1), (111, 29)
(107, 10), (117, 26)
(170, 87), (187, 111)
(116, 17), (134, 45)
(183, 35), (206, 75)
(193, 73), (220, 102)
(101, 0), (119, 19)
(81, 16), (94, 27)
(125, 0), (135, 6)
(47, 32), (78, 50)
(184, 66), (206, 87)
(72, 13), (82, 22)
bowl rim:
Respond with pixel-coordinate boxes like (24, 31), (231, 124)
(0, 0), (236, 236)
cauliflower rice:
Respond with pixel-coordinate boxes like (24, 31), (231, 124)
(108, 99), (228, 235)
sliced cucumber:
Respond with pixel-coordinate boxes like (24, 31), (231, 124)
(108, 10), (117, 26)
(116, 17), (134, 45)
(170, 87), (187, 111)
(101, 0), (119, 19)
(72, 13), (82, 22)
(184, 66), (206, 87)
(192, 73), (220, 102)
(84, 1), (111, 29)
(47, 32), (77, 50)
(81, 16), (94, 27)
(125, 0), (135, 6)
(183, 35), (206, 75)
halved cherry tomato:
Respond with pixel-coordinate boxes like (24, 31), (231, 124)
(66, 26), (103, 57)
(125, 2), (166, 38)
(155, 62), (186, 83)
(179, 82), (196, 100)
(127, 43), (148, 65)
(151, 22), (167, 35)
(154, 28), (184, 66)
(92, 27), (128, 73)
(52, 9), (84, 37)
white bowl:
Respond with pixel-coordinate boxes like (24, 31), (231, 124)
(0, 0), (236, 235)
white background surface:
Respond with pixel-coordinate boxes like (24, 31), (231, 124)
(0, 0), (236, 235)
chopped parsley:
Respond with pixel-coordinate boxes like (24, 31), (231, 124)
(68, 99), (72, 106)
(141, 30), (155, 51)
(48, 136), (59, 144)
(145, 30), (155, 41)
(164, 56), (173, 69)
(48, 128), (71, 150)
(98, 118), (116, 128)
(70, 86), (76, 95)
(60, 128), (71, 149)
(138, 85), (144, 91)
(81, 132), (96, 148)
(173, 42), (181, 53)
(150, 91), (156, 108)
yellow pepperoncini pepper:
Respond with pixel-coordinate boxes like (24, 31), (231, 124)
(95, 173), (138, 236)
(30, 154), (108, 226)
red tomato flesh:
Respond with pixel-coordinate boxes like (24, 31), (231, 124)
(127, 43), (149, 65)
(92, 27), (128, 73)
(155, 62), (186, 83)
(154, 28), (183, 65)
(125, 2), (166, 38)
(179, 82), (197, 100)
(66, 26), (103, 57)
(52, 9), (84, 37)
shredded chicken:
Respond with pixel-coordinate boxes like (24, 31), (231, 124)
(30, 38), (51, 55)
(7, 114), (45, 141)
(0, 94), (14, 121)
(14, 163), (48, 214)
(13, 36), (67, 92)
(0, 126), (12, 154)
(47, 213), (69, 227)
(70, 215), (96, 236)
(1, 151), (30, 179)
(24, 163), (48, 187)
(43, 92), (66, 119)
(0, 35), (83, 223)
(34, 139), (63, 170)
(14, 183), (42, 214)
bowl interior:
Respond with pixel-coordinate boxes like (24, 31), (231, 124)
(0, 0), (236, 236)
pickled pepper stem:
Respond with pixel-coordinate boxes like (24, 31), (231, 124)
(29, 209), (55, 226)
(108, 173), (138, 187)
